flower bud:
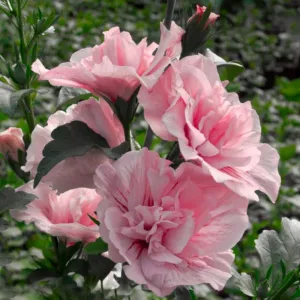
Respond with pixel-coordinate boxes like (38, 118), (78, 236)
(188, 5), (219, 28)
(0, 127), (24, 161)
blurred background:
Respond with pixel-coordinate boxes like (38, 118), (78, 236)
(0, 0), (300, 299)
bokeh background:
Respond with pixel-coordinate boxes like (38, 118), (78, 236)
(0, 0), (300, 299)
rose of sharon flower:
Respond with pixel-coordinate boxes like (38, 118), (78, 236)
(138, 55), (281, 203)
(0, 127), (24, 161)
(11, 181), (101, 245)
(94, 148), (249, 297)
(32, 24), (185, 101)
(23, 98), (124, 193)
(188, 5), (219, 28)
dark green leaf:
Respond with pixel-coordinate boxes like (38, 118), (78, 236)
(65, 241), (83, 262)
(0, 187), (37, 214)
(0, 218), (9, 231)
(88, 254), (115, 281)
(34, 121), (109, 187)
(102, 142), (130, 160)
(84, 238), (108, 255)
(279, 144), (297, 161)
(13, 62), (27, 85)
(65, 259), (89, 277)
(28, 268), (58, 283)
(232, 268), (255, 297)
(56, 87), (92, 110)
(6, 88), (36, 117)
(0, 81), (15, 115)
(174, 286), (194, 300)
(88, 213), (100, 226)
(116, 269), (132, 297)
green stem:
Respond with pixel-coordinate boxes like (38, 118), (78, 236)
(16, 0), (26, 64)
(268, 271), (299, 300)
(164, 0), (177, 30)
(114, 289), (118, 300)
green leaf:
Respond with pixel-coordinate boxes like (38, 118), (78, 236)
(13, 62), (28, 85)
(0, 187), (36, 214)
(174, 286), (195, 300)
(28, 268), (58, 283)
(255, 228), (288, 286)
(102, 141), (130, 160)
(8, 89), (36, 116)
(0, 219), (9, 231)
(65, 259), (89, 277)
(279, 144), (297, 161)
(218, 61), (245, 82)
(34, 121), (109, 187)
(84, 238), (108, 255)
(88, 213), (100, 226)
(255, 218), (300, 287)
(65, 241), (82, 262)
(87, 254), (115, 281)
(116, 269), (132, 297)
(0, 81), (15, 116)
(232, 268), (255, 297)
(56, 87), (92, 110)
(0, 1), (11, 16)
(278, 78), (300, 102)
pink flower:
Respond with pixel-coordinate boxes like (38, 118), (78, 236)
(0, 127), (24, 161)
(32, 27), (157, 102)
(94, 148), (249, 297)
(11, 182), (101, 244)
(138, 55), (280, 203)
(23, 98), (124, 193)
(32, 24), (185, 101)
(188, 5), (219, 28)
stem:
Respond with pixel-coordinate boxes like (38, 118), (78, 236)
(268, 271), (299, 300)
(164, 0), (177, 30)
(143, 126), (154, 149)
(114, 289), (118, 300)
(16, 0), (26, 64)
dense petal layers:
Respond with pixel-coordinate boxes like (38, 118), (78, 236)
(94, 148), (249, 296)
(138, 54), (280, 202)
(32, 24), (184, 102)
(11, 182), (101, 245)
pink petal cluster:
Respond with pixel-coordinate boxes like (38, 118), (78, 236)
(11, 181), (101, 245)
(94, 148), (249, 296)
(188, 5), (219, 28)
(0, 127), (24, 161)
(32, 24), (185, 101)
(138, 54), (280, 202)
(23, 98), (124, 193)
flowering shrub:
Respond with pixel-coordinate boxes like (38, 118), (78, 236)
(2, 0), (298, 299)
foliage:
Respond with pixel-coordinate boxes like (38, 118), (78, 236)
(0, 0), (299, 299)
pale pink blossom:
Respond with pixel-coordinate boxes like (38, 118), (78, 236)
(138, 55), (280, 202)
(188, 5), (219, 28)
(11, 182), (101, 245)
(0, 127), (24, 161)
(32, 24), (185, 101)
(23, 98), (124, 193)
(94, 148), (249, 297)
